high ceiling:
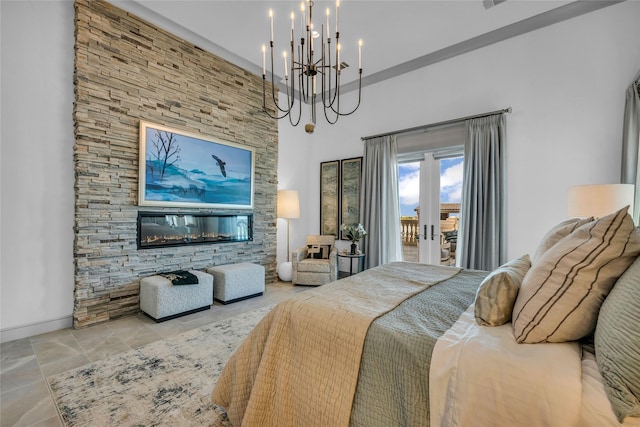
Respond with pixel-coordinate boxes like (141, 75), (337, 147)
(112, 0), (619, 89)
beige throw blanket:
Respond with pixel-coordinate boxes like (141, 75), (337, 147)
(211, 262), (460, 426)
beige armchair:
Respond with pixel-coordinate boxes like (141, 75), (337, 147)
(292, 235), (338, 286)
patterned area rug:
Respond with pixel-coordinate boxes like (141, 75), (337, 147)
(47, 306), (273, 426)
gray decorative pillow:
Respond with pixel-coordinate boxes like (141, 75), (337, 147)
(595, 255), (640, 422)
(532, 216), (594, 264)
(512, 207), (640, 343)
(475, 254), (531, 326)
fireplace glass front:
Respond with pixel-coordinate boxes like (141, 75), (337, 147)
(137, 212), (253, 249)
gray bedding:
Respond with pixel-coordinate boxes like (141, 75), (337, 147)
(350, 268), (488, 426)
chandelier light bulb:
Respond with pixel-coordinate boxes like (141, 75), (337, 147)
(326, 8), (330, 37)
(283, 51), (288, 78)
(269, 9), (274, 42)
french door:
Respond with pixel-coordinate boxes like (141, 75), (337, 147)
(418, 153), (442, 265)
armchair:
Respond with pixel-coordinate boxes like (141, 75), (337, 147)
(291, 235), (338, 286)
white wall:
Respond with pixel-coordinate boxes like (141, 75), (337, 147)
(277, 0), (640, 266)
(1, 1), (75, 341)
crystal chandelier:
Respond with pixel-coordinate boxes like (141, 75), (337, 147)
(262, 0), (363, 133)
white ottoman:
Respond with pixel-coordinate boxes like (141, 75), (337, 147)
(206, 263), (265, 304)
(140, 270), (213, 322)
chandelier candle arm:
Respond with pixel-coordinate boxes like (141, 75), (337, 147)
(262, 0), (362, 133)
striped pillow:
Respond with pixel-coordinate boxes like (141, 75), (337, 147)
(474, 254), (531, 326)
(532, 217), (594, 264)
(595, 255), (640, 421)
(512, 207), (640, 344)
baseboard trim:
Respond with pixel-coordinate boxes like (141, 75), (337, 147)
(0, 316), (73, 343)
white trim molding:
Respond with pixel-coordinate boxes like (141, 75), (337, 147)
(0, 316), (73, 343)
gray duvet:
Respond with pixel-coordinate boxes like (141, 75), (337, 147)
(350, 269), (488, 426)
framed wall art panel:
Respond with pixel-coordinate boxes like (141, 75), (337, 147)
(320, 160), (340, 236)
(340, 157), (363, 240)
(138, 121), (254, 209)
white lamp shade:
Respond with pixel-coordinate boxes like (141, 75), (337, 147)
(567, 184), (635, 219)
(277, 190), (300, 219)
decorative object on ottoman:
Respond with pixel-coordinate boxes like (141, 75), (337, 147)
(278, 261), (293, 282)
(206, 262), (265, 304)
(158, 270), (199, 285)
(140, 270), (213, 322)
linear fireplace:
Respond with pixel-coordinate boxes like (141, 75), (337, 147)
(137, 212), (253, 249)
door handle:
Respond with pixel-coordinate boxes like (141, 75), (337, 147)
(431, 225), (435, 241)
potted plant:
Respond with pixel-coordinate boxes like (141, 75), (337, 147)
(340, 223), (367, 254)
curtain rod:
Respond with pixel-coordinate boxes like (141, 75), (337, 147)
(361, 107), (512, 141)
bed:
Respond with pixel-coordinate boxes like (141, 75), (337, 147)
(211, 207), (640, 427)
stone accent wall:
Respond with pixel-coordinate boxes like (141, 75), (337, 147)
(73, 0), (278, 328)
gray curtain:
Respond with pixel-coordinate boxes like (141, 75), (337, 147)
(621, 81), (640, 224)
(361, 135), (403, 269)
(458, 114), (506, 271)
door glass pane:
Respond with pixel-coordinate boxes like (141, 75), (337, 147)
(440, 157), (463, 266)
(399, 162), (420, 262)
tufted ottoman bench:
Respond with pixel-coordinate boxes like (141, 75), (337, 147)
(206, 263), (265, 304)
(140, 270), (213, 322)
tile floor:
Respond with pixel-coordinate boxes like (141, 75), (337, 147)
(0, 281), (307, 427)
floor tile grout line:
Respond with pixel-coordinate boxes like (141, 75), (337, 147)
(31, 336), (66, 426)
(43, 364), (66, 426)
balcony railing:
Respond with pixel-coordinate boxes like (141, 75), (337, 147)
(400, 213), (458, 265)
(401, 217), (419, 246)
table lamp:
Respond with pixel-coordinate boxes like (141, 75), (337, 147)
(567, 184), (635, 219)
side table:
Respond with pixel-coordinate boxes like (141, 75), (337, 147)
(338, 253), (366, 278)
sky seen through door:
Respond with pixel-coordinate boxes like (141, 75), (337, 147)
(398, 157), (463, 217)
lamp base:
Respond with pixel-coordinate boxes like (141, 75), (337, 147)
(277, 261), (293, 282)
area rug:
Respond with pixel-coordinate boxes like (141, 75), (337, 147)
(47, 305), (273, 427)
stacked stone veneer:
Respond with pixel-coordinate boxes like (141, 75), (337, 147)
(73, 0), (278, 328)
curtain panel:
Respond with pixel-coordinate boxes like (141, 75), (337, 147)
(361, 136), (403, 269)
(621, 82), (640, 224)
(458, 114), (507, 271)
